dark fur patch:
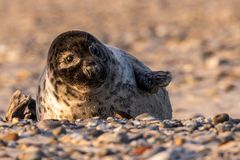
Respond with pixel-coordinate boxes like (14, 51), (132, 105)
(39, 108), (42, 114)
(53, 92), (59, 100)
(76, 104), (82, 108)
(42, 106), (46, 112)
(73, 114), (78, 119)
(50, 77), (55, 84)
(43, 79), (46, 90)
(63, 99), (70, 106)
(37, 86), (41, 95)
(39, 96), (43, 102)
(66, 86), (79, 99)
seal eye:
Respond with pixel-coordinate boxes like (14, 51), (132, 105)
(65, 55), (74, 64)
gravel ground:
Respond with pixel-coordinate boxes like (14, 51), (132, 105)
(0, 113), (239, 160)
(0, 0), (240, 159)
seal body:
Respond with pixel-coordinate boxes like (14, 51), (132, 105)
(36, 31), (172, 120)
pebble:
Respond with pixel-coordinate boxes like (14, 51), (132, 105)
(215, 122), (233, 132)
(161, 119), (183, 128)
(87, 119), (102, 127)
(11, 117), (20, 125)
(218, 132), (234, 144)
(18, 150), (44, 160)
(1, 132), (19, 143)
(87, 129), (104, 138)
(97, 132), (129, 144)
(212, 113), (230, 125)
(174, 137), (185, 146)
(0, 114), (238, 159)
(52, 126), (67, 136)
(135, 113), (158, 121)
(0, 121), (9, 127)
(37, 119), (62, 130)
(184, 121), (200, 131)
(130, 146), (151, 155)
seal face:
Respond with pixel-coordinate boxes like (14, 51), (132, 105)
(48, 31), (109, 89)
(36, 31), (172, 120)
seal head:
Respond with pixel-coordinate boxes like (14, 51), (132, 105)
(48, 31), (110, 89)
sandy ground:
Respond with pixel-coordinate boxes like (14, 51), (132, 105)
(0, 0), (240, 119)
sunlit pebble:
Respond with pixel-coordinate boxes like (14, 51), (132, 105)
(182, 64), (194, 73)
(218, 80), (236, 92)
(205, 56), (220, 69)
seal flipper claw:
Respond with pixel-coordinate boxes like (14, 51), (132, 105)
(135, 70), (172, 93)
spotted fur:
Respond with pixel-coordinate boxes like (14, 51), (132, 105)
(36, 31), (172, 120)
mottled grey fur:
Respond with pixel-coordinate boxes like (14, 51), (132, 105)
(36, 31), (172, 120)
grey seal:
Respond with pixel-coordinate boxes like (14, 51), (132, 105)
(36, 31), (172, 120)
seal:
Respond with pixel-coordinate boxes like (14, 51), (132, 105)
(36, 31), (172, 120)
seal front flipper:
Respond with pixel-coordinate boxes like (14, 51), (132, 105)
(134, 70), (172, 93)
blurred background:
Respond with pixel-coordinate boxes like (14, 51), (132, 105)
(0, 0), (239, 119)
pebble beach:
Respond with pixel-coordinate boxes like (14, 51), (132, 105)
(0, 0), (240, 159)
(0, 113), (240, 159)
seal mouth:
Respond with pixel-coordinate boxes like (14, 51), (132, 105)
(82, 61), (100, 78)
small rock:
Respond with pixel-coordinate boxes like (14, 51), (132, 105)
(52, 126), (67, 136)
(86, 119), (102, 127)
(141, 146), (166, 159)
(96, 148), (115, 156)
(205, 56), (220, 69)
(87, 129), (104, 138)
(184, 121), (200, 131)
(18, 150), (44, 160)
(131, 146), (151, 156)
(70, 151), (84, 159)
(0, 121), (9, 127)
(11, 117), (20, 124)
(198, 124), (213, 131)
(218, 132), (234, 144)
(96, 123), (112, 131)
(135, 113), (158, 121)
(1, 132), (19, 143)
(215, 122), (233, 132)
(131, 120), (141, 126)
(7, 141), (17, 148)
(233, 123), (240, 132)
(223, 84), (235, 92)
(128, 133), (143, 142)
(148, 149), (172, 160)
(37, 119), (61, 130)
(97, 132), (129, 144)
(213, 113), (230, 125)
(174, 137), (185, 146)
(161, 120), (183, 128)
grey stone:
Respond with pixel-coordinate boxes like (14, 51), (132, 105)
(135, 113), (159, 121)
(37, 119), (62, 130)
